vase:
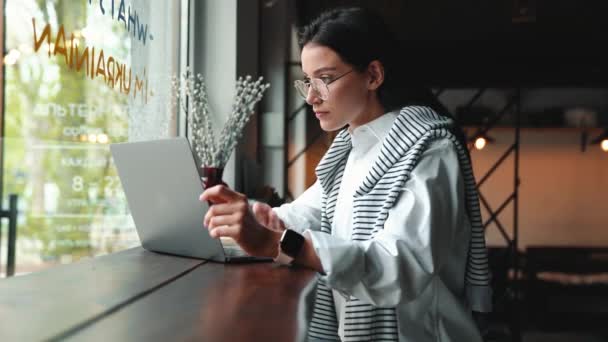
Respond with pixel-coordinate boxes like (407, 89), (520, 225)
(202, 166), (226, 189)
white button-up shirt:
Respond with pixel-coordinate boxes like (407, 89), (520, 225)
(274, 113), (482, 341)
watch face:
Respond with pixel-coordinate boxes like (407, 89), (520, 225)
(281, 229), (305, 258)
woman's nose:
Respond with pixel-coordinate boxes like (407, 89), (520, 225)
(305, 87), (321, 105)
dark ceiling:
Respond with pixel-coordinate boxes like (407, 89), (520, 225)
(294, 0), (608, 87)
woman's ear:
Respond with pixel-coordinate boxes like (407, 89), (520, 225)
(367, 60), (385, 91)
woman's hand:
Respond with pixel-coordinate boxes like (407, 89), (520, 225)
(251, 201), (286, 233)
(200, 185), (283, 258)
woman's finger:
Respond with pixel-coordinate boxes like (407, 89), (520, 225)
(252, 202), (270, 226)
(268, 210), (285, 231)
(209, 224), (239, 239)
(204, 203), (243, 226)
(200, 185), (244, 204)
(207, 213), (240, 229)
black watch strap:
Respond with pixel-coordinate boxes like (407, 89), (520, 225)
(274, 229), (304, 264)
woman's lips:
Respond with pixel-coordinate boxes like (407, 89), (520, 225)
(315, 111), (329, 119)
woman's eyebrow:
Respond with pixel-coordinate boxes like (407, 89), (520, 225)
(303, 66), (338, 77)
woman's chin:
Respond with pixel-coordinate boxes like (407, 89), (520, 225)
(319, 120), (341, 132)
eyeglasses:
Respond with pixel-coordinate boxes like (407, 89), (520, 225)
(293, 69), (354, 101)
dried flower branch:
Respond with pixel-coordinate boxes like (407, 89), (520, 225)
(171, 68), (270, 168)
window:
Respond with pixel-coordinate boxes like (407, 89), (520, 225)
(2, 0), (183, 275)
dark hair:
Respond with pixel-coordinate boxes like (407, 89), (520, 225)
(298, 7), (403, 111)
(298, 6), (469, 149)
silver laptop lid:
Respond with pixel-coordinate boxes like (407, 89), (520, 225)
(110, 137), (226, 262)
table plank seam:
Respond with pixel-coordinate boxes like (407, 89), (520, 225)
(45, 260), (208, 342)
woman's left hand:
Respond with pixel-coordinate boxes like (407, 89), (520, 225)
(200, 185), (282, 258)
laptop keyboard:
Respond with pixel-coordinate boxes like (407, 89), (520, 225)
(220, 237), (248, 257)
(224, 246), (248, 257)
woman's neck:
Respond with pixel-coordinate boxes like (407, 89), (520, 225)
(348, 98), (386, 133)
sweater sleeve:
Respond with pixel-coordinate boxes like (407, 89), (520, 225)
(305, 139), (467, 307)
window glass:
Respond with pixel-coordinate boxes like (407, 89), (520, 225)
(2, 0), (181, 275)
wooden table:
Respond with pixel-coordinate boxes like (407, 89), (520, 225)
(0, 247), (317, 341)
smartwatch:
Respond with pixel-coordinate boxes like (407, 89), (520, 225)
(274, 229), (305, 265)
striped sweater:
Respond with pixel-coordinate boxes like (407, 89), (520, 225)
(305, 106), (491, 341)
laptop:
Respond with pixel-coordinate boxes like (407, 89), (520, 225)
(110, 137), (271, 263)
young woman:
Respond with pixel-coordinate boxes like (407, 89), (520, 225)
(200, 6), (491, 341)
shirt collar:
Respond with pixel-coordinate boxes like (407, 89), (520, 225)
(349, 111), (398, 152)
